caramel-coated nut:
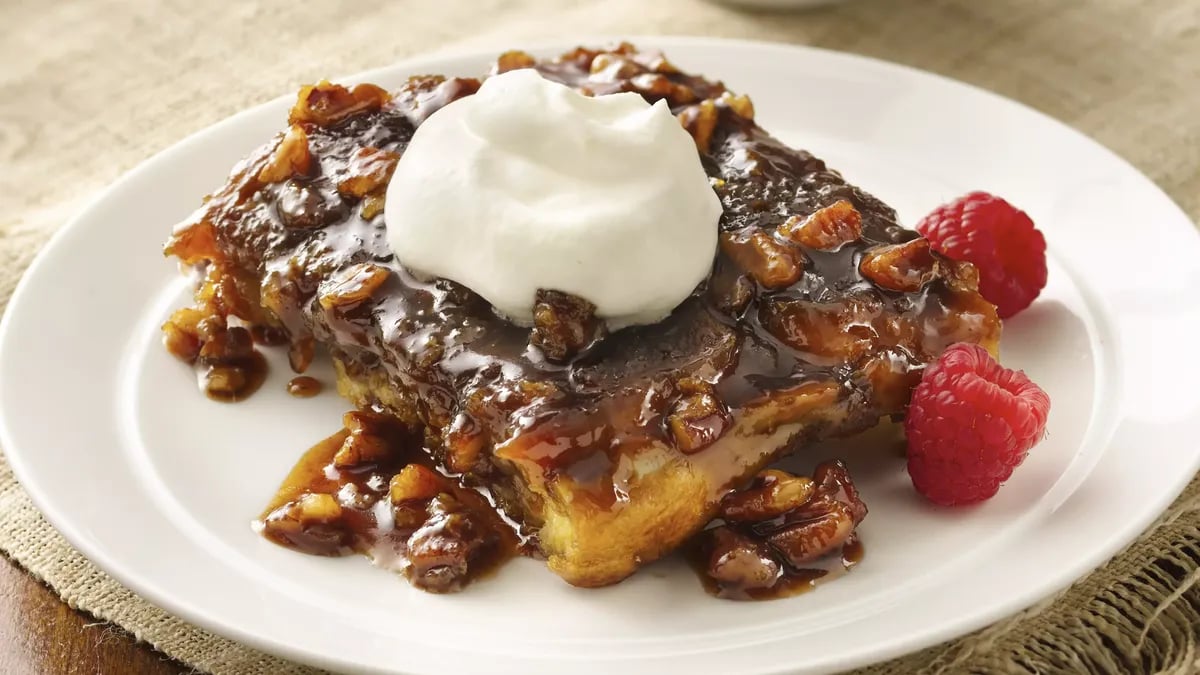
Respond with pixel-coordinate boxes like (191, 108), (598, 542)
(678, 99), (719, 154)
(332, 429), (392, 468)
(720, 470), (817, 522)
(778, 200), (863, 250)
(389, 465), (444, 505)
(294, 492), (343, 522)
(720, 230), (804, 289)
(530, 290), (601, 363)
(318, 262), (390, 310)
(289, 81), (391, 127)
(720, 92), (755, 120)
(705, 526), (781, 592)
(764, 505), (855, 566)
(337, 147), (400, 198)
(667, 387), (731, 454)
(258, 125), (313, 184)
(859, 237), (939, 292)
(494, 50), (536, 73)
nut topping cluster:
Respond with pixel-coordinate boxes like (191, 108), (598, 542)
(258, 413), (507, 594)
(698, 461), (867, 599)
(529, 290), (603, 363)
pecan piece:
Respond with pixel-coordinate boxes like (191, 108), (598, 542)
(720, 91), (755, 120)
(289, 81), (391, 127)
(493, 50), (536, 74)
(318, 262), (390, 310)
(666, 379), (732, 454)
(389, 465), (444, 505)
(161, 307), (205, 363)
(779, 200), (863, 250)
(859, 238), (939, 292)
(707, 264), (755, 316)
(678, 99), (719, 154)
(443, 413), (486, 474)
(406, 495), (496, 593)
(332, 426), (391, 468)
(759, 296), (881, 361)
(764, 506), (856, 567)
(257, 124), (312, 183)
(696, 462), (866, 598)
(704, 526), (781, 594)
(720, 469), (816, 522)
(337, 147), (400, 198)
(529, 290), (602, 363)
(720, 229), (804, 289)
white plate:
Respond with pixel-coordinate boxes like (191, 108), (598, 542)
(2, 37), (1198, 675)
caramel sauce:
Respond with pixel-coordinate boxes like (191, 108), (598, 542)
(256, 419), (523, 591)
(286, 375), (322, 398)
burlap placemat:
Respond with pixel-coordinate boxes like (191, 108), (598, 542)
(2, 0), (1198, 672)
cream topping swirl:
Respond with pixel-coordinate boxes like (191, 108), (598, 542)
(384, 68), (722, 328)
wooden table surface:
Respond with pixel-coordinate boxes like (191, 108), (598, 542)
(0, 555), (186, 675)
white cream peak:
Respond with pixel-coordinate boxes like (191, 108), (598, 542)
(384, 68), (722, 328)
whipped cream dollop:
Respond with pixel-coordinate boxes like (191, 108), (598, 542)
(384, 68), (722, 328)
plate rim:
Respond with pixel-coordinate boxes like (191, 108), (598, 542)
(2, 34), (1198, 674)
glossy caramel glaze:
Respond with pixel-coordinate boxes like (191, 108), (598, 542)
(164, 44), (1000, 583)
(256, 415), (524, 592)
(286, 375), (322, 398)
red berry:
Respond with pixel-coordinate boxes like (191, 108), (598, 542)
(904, 343), (1050, 506)
(916, 191), (1047, 319)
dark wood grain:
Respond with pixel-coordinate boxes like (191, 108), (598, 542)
(0, 555), (188, 675)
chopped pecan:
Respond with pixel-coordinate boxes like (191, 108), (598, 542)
(678, 99), (719, 153)
(161, 307), (205, 363)
(697, 461), (867, 596)
(443, 413), (486, 474)
(859, 238), (939, 292)
(202, 364), (247, 395)
(758, 297), (881, 361)
(720, 469), (816, 522)
(589, 52), (641, 80)
(720, 229), (804, 289)
(703, 526), (781, 593)
(406, 495), (496, 593)
(259, 492), (351, 556)
(289, 81), (391, 127)
(389, 465), (444, 505)
(257, 125), (312, 183)
(529, 290), (602, 363)
(332, 426), (392, 468)
(360, 193), (386, 220)
(337, 147), (400, 198)
(708, 270), (755, 316)
(666, 379), (731, 454)
(318, 262), (390, 310)
(720, 91), (755, 120)
(493, 50), (536, 73)
(630, 73), (697, 105)
(779, 200), (863, 250)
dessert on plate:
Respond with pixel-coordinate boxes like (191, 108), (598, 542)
(161, 43), (1004, 596)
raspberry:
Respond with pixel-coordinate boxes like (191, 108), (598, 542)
(904, 343), (1050, 506)
(916, 191), (1047, 318)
